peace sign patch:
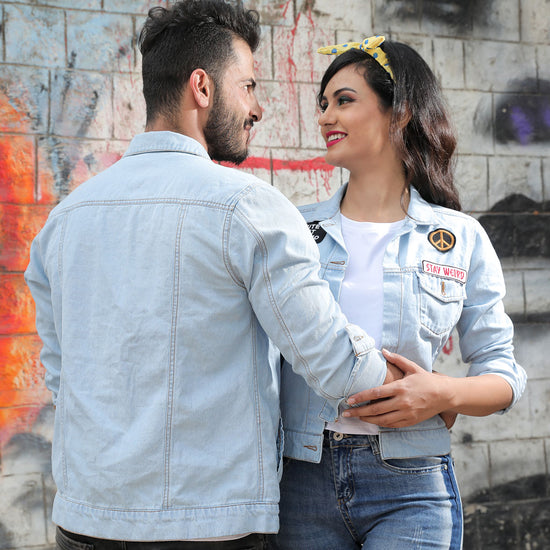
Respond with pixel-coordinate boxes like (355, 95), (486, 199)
(428, 228), (455, 252)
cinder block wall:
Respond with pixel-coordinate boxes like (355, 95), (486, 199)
(0, 1), (548, 548)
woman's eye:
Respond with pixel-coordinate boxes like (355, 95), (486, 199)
(338, 95), (352, 105)
(319, 103), (328, 113)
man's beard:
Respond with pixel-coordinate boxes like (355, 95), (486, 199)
(204, 93), (253, 165)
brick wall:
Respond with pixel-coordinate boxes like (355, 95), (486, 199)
(0, 1), (548, 548)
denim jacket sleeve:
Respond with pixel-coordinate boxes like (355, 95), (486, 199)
(24, 220), (63, 405)
(457, 220), (527, 411)
(227, 183), (387, 414)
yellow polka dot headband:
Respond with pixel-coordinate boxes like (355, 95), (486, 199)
(317, 35), (394, 81)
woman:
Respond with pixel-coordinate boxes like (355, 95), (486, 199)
(271, 36), (527, 549)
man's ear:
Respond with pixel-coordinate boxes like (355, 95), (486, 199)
(189, 68), (213, 109)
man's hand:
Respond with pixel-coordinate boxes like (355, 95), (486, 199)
(345, 349), (456, 429)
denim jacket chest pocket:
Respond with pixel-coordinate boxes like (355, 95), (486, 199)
(416, 271), (467, 335)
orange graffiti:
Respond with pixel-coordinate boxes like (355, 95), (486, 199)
(0, 93), (53, 447)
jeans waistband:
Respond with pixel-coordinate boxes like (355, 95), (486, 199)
(323, 429), (380, 451)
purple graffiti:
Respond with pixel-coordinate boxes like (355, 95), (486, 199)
(509, 106), (534, 145)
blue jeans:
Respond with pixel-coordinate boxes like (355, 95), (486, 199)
(269, 431), (463, 549)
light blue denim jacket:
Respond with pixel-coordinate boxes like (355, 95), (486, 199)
(281, 184), (527, 462)
(24, 132), (389, 541)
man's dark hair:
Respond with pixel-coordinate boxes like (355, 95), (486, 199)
(139, 0), (260, 125)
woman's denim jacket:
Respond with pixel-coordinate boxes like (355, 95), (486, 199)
(24, 133), (390, 541)
(281, 184), (527, 462)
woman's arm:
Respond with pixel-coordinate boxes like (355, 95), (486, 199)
(344, 349), (513, 429)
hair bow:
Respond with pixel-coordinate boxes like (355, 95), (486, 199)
(317, 35), (394, 80)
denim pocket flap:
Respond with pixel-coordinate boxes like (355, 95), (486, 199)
(417, 272), (466, 303)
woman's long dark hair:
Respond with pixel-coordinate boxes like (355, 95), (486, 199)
(318, 41), (461, 211)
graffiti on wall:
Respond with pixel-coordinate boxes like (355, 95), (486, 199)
(495, 79), (550, 145)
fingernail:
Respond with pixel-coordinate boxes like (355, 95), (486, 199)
(342, 411), (351, 417)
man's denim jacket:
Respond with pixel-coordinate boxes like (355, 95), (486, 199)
(281, 185), (527, 463)
(24, 132), (389, 541)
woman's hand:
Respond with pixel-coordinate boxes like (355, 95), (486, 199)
(344, 349), (455, 429)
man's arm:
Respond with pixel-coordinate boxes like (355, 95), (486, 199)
(226, 184), (389, 417)
(24, 229), (62, 405)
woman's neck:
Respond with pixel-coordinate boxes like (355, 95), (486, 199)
(341, 169), (409, 223)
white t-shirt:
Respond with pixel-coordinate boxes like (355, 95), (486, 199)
(326, 214), (405, 435)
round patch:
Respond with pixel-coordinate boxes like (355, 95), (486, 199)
(428, 228), (455, 252)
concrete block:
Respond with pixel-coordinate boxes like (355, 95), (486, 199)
(103, 0), (166, 15)
(67, 11), (134, 73)
(433, 38), (464, 90)
(472, 0), (520, 41)
(524, 269), (550, 316)
(372, 0), (421, 34)
(113, 73), (146, 141)
(37, 137), (127, 203)
(522, 0), (550, 43)
(489, 439), (546, 487)
(273, 20), (333, 85)
(0, 135), (36, 204)
(299, 83), (324, 150)
(253, 80), (300, 148)
(45, 472), (56, 544)
(0, 274), (36, 335)
(0, 335), (45, 406)
(488, 156), (543, 206)
(451, 389), (532, 443)
(421, 1), (473, 36)
(537, 44), (550, 83)
(451, 442), (490, 499)
(244, 0), (295, 27)
(271, 149), (343, 206)
(544, 157), (550, 202)
(4, 5), (65, 68)
(0, 66), (50, 134)
(454, 155), (489, 213)
(0, 69), (49, 136)
(502, 270), (525, 317)
(36, 0), (100, 7)
(527, 379), (550, 438)
(50, 70), (113, 139)
(306, 0), (372, 34)
(255, 25), (273, 81)
(514, 323), (550, 381)
(392, 34), (433, 68)
(446, 90), (494, 155)
(465, 40), (535, 93)
(2, 433), (51, 476)
(0, 205), (50, 272)
(0, 474), (48, 547)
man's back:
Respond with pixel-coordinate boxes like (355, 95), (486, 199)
(28, 132), (286, 538)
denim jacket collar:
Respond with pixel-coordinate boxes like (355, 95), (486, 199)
(123, 131), (211, 160)
(302, 183), (437, 228)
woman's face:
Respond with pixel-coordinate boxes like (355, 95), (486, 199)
(318, 64), (394, 172)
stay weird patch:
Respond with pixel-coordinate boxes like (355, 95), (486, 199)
(428, 228), (456, 252)
(307, 221), (327, 244)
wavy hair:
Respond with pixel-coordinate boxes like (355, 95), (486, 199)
(318, 41), (461, 211)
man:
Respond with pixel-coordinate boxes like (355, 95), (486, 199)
(25, 1), (394, 547)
